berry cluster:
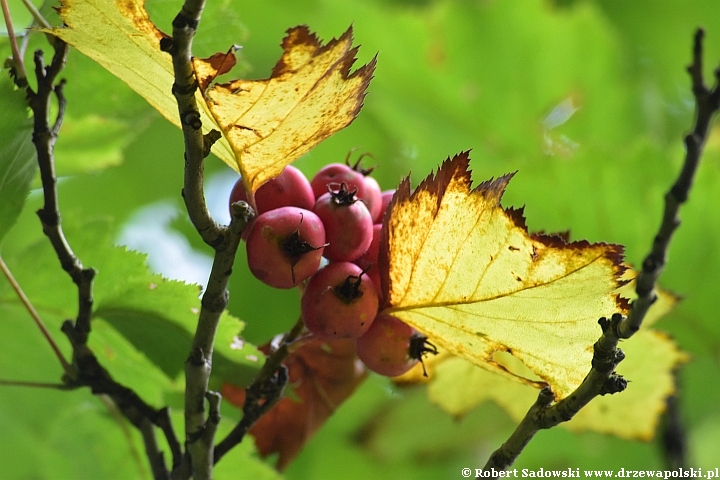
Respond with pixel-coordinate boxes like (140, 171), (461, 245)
(229, 158), (436, 377)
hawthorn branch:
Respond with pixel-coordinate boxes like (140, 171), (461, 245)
(619, 29), (720, 338)
(62, 324), (176, 480)
(163, 1), (256, 477)
(18, 39), (184, 480)
(161, 0), (224, 248)
(25, 41), (99, 347)
(483, 29), (720, 473)
(213, 317), (304, 463)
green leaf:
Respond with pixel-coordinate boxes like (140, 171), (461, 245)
(53, 114), (148, 176)
(1, 215), (262, 384)
(0, 303), (153, 479)
(0, 75), (36, 243)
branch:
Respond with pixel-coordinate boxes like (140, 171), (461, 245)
(25, 42), (97, 346)
(161, 0), (224, 248)
(62, 324), (176, 480)
(213, 318), (304, 463)
(161, 1), (258, 477)
(182, 202), (250, 479)
(619, 28), (720, 338)
(483, 29), (720, 474)
(19, 39), (184, 480)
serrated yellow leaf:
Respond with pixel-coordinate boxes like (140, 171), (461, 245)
(380, 152), (628, 399)
(192, 26), (376, 195)
(47, 0), (375, 191)
(423, 330), (687, 440)
(46, 0), (236, 168)
(395, 270), (685, 439)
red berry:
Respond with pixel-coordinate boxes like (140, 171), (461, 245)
(356, 314), (437, 377)
(363, 175), (383, 223)
(246, 207), (326, 289)
(301, 262), (379, 339)
(312, 184), (373, 262)
(310, 163), (366, 200)
(353, 224), (383, 300)
(229, 165), (314, 216)
(380, 189), (396, 223)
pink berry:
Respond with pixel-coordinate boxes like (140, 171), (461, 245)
(229, 165), (314, 216)
(246, 207), (326, 289)
(356, 314), (437, 377)
(312, 184), (373, 262)
(301, 262), (379, 339)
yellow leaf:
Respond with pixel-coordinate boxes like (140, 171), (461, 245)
(421, 330), (687, 440)
(389, 202), (686, 439)
(380, 152), (628, 399)
(192, 26), (376, 195)
(47, 0), (375, 189)
(46, 0), (236, 168)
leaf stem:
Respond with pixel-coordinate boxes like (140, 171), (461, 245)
(20, 0), (51, 29)
(0, 255), (74, 377)
(0, 0), (27, 85)
(483, 29), (720, 474)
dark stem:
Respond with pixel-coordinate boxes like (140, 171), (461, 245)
(483, 29), (720, 474)
(620, 29), (720, 338)
(62, 323), (175, 480)
(660, 373), (687, 469)
(19, 39), (183, 480)
(213, 317), (305, 463)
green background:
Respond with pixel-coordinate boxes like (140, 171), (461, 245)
(2, 0), (720, 478)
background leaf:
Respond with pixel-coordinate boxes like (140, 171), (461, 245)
(0, 75), (36, 243)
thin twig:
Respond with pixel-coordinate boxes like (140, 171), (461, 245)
(20, 0), (51, 29)
(0, 255), (74, 377)
(620, 29), (720, 338)
(62, 323), (172, 480)
(25, 40), (97, 346)
(661, 388), (687, 469)
(156, 407), (183, 471)
(482, 29), (720, 474)
(0, 379), (71, 389)
(1, 0), (27, 85)
(214, 317), (304, 463)
(99, 395), (152, 480)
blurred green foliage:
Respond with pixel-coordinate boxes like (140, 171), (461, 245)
(1, 0), (720, 478)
